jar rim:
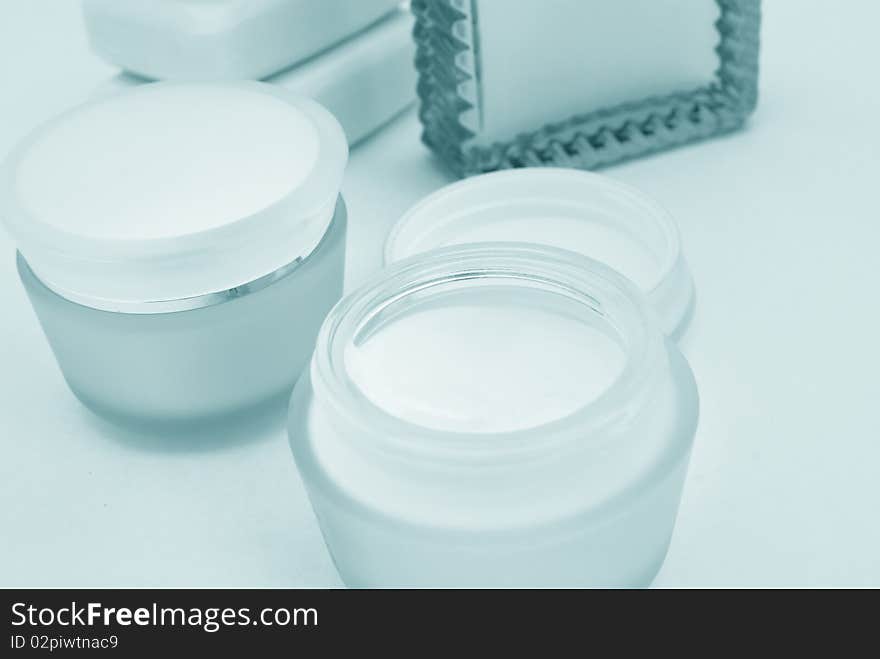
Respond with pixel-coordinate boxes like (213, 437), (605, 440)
(384, 168), (693, 337)
(311, 243), (668, 460)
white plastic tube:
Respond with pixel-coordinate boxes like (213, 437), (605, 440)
(82, 0), (403, 81)
(95, 9), (417, 145)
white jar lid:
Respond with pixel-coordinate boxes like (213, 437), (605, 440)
(385, 169), (694, 338)
(1, 82), (347, 305)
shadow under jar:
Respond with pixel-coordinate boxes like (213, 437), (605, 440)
(1, 82), (348, 427)
(289, 244), (699, 587)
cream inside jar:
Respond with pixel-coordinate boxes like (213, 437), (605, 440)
(344, 280), (626, 433)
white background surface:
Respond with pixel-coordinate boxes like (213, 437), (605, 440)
(1, 0), (878, 587)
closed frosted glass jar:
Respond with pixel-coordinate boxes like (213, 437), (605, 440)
(1, 82), (348, 426)
(289, 245), (699, 587)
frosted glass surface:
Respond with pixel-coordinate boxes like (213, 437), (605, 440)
(345, 284), (625, 433)
(18, 204), (346, 425)
(16, 85), (319, 240)
(292, 260), (698, 585)
(474, 0), (720, 146)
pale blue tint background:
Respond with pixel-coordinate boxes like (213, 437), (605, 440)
(0, 0), (878, 586)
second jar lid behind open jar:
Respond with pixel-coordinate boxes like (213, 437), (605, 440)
(385, 168), (695, 339)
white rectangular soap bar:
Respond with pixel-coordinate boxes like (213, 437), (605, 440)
(83, 0), (403, 81)
(94, 10), (417, 146)
(471, 0), (721, 146)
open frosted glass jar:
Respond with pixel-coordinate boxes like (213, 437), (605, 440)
(289, 245), (699, 587)
(413, 0), (761, 175)
(1, 82), (348, 426)
(386, 168), (695, 339)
